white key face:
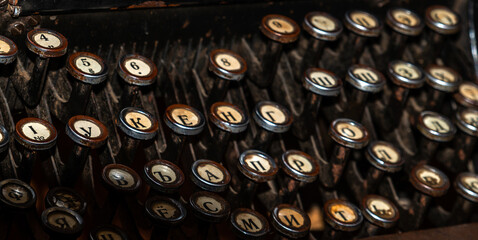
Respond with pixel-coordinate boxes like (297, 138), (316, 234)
(73, 120), (102, 138)
(259, 105), (287, 124)
(267, 18), (295, 34)
(235, 213), (263, 232)
(196, 196), (222, 213)
(152, 201), (177, 219)
(0, 40), (11, 54)
(311, 15), (336, 31)
(430, 9), (458, 25)
(151, 165), (177, 183)
(125, 112), (153, 130)
(336, 122), (364, 140)
(417, 169), (443, 187)
(353, 68), (378, 83)
(48, 213), (78, 230)
(33, 32), (61, 48)
(392, 9), (419, 26)
(214, 53), (241, 71)
(21, 122), (51, 141)
(429, 68), (456, 83)
(423, 116), (450, 133)
(367, 199), (395, 218)
(108, 169), (135, 188)
(309, 71), (336, 87)
(216, 106), (243, 124)
(393, 63), (420, 80)
(278, 208), (304, 228)
(329, 203), (357, 223)
(244, 154), (272, 173)
(372, 144), (399, 163)
(97, 231), (123, 240)
(350, 12), (377, 28)
(2, 185), (28, 204)
(286, 154), (313, 173)
(462, 176), (478, 193)
(463, 112), (478, 128)
(197, 164), (224, 183)
(171, 108), (200, 126)
(459, 83), (478, 101)
(0, 132), (3, 143)
(124, 59), (152, 77)
(74, 56), (103, 75)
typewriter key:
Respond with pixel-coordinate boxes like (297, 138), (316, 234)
(117, 107), (158, 165)
(89, 225), (129, 240)
(454, 82), (478, 109)
(41, 207), (84, 239)
(357, 195), (399, 237)
(293, 68), (341, 139)
(417, 111), (456, 142)
(190, 159), (231, 192)
(231, 208), (269, 239)
(0, 35), (18, 64)
(164, 104), (205, 162)
(26, 28), (68, 58)
(144, 159), (185, 194)
(425, 5), (461, 35)
(343, 64), (385, 121)
(45, 187), (87, 215)
(118, 54), (157, 108)
(0, 178), (36, 210)
(190, 191), (230, 222)
(445, 172), (478, 225)
(102, 164), (141, 194)
(257, 14), (300, 88)
(445, 109), (478, 172)
(146, 196), (187, 239)
(386, 8), (424, 36)
(271, 204), (310, 239)
(68, 52), (108, 85)
(252, 101), (292, 150)
(425, 65), (461, 93)
(322, 199), (362, 239)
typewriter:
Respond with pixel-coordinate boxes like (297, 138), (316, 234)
(0, 0), (477, 239)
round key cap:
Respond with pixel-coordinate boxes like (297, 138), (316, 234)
(410, 164), (450, 197)
(15, 117), (57, 150)
(209, 102), (249, 133)
(425, 65), (461, 92)
(90, 225), (129, 240)
(230, 208), (270, 239)
(260, 14), (300, 44)
(324, 199), (363, 231)
(117, 54), (158, 86)
(191, 159), (231, 192)
(66, 115), (108, 149)
(417, 111), (456, 142)
(387, 60), (425, 89)
(26, 28), (68, 58)
(41, 207), (84, 236)
(455, 172), (478, 203)
(455, 109), (478, 137)
(344, 10), (382, 37)
(329, 118), (369, 149)
(303, 11), (343, 41)
(366, 141), (404, 173)
(425, 5), (461, 35)
(0, 35), (18, 64)
(362, 195), (399, 228)
(45, 187), (87, 215)
(386, 8), (424, 36)
(238, 150), (278, 183)
(281, 150), (319, 183)
(0, 124), (10, 153)
(208, 49), (247, 81)
(271, 204), (310, 239)
(0, 179), (36, 210)
(346, 64), (385, 93)
(189, 191), (230, 223)
(144, 159), (185, 193)
(253, 101), (293, 133)
(454, 82), (478, 108)
(102, 164), (141, 193)
(118, 107), (158, 140)
(303, 68), (342, 96)
(67, 52), (108, 85)
(164, 104), (205, 136)
(145, 196), (187, 226)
